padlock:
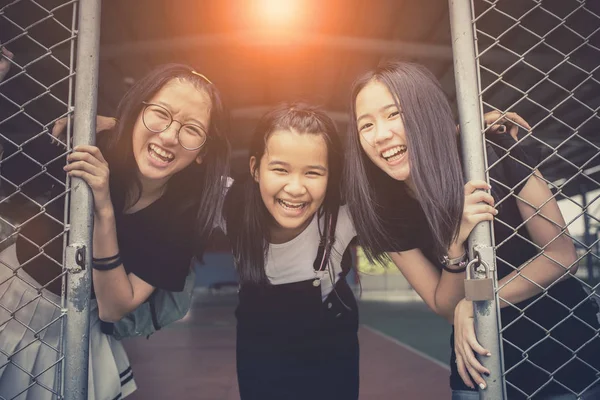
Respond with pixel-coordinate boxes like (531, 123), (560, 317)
(464, 258), (494, 301)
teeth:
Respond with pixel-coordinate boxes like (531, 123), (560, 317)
(381, 145), (407, 160)
(149, 144), (174, 161)
(278, 199), (305, 209)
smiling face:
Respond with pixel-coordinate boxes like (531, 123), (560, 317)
(355, 79), (410, 182)
(132, 78), (212, 188)
(251, 129), (329, 244)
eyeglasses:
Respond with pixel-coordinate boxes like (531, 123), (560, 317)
(141, 102), (208, 151)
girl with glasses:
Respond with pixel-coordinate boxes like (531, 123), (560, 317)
(0, 63), (230, 399)
(346, 61), (600, 399)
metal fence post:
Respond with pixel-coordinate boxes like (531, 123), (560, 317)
(63, 0), (101, 398)
(449, 0), (506, 399)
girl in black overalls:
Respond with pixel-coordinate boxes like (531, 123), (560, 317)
(224, 103), (360, 400)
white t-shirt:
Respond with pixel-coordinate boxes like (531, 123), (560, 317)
(265, 205), (357, 300)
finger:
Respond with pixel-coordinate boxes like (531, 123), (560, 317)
(66, 169), (99, 188)
(1, 47), (14, 59)
(506, 112), (531, 130)
(466, 192), (495, 206)
(508, 124), (519, 142)
(67, 150), (106, 169)
(465, 205), (498, 216)
(489, 124), (507, 134)
(455, 356), (475, 389)
(64, 160), (104, 177)
(464, 360), (487, 390)
(52, 117), (68, 138)
(466, 212), (495, 225)
(467, 335), (492, 358)
(464, 180), (490, 195)
(71, 145), (108, 164)
(483, 111), (502, 126)
(462, 341), (491, 376)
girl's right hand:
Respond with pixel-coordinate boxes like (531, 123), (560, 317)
(64, 145), (113, 217)
(453, 180), (497, 248)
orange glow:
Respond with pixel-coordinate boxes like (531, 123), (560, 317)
(253, 0), (305, 29)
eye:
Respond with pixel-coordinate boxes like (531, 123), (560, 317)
(306, 171), (323, 177)
(359, 122), (373, 132)
(152, 108), (170, 119)
(388, 111), (400, 119)
(273, 168), (287, 173)
(183, 125), (205, 137)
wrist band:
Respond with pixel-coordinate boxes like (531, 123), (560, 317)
(92, 254), (119, 263)
(92, 253), (122, 271)
(443, 262), (468, 273)
(441, 251), (468, 273)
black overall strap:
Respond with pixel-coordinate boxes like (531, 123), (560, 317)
(312, 207), (339, 274)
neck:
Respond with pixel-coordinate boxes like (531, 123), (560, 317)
(126, 174), (168, 213)
(269, 214), (315, 244)
(404, 177), (417, 199)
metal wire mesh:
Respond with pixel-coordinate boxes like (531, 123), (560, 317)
(0, 1), (78, 398)
(471, 0), (600, 398)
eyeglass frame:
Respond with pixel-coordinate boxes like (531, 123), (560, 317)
(141, 101), (209, 151)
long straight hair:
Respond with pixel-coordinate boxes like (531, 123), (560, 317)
(224, 103), (343, 285)
(345, 61), (464, 261)
(102, 63), (230, 261)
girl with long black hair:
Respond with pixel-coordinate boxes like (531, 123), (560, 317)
(224, 103), (360, 400)
(346, 61), (600, 399)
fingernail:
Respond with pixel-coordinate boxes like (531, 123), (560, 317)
(484, 372), (490, 377)
(479, 383), (486, 390)
(486, 352), (492, 357)
(494, 209), (499, 214)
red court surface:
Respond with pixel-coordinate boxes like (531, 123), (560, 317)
(123, 294), (451, 399)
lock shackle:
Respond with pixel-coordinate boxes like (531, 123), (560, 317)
(465, 255), (490, 280)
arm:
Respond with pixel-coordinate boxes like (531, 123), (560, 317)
(389, 180), (497, 323)
(65, 145), (155, 322)
(496, 170), (577, 305)
(453, 172), (576, 389)
(388, 248), (462, 324)
(52, 115), (117, 145)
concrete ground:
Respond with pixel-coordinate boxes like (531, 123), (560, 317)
(124, 291), (453, 400)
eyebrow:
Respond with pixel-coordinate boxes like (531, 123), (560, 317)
(268, 160), (328, 172)
(155, 101), (207, 129)
(356, 104), (398, 125)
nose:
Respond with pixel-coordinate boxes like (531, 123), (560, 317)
(157, 122), (180, 146)
(373, 122), (394, 144)
(283, 175), (307, 197)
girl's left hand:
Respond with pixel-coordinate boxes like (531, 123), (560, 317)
(454, 298), (491, 390)
(64, 145), (113, 216)
(454, 180), (497, 248)
(484, 111), (531, 142)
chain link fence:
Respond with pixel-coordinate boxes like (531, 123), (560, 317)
(0, 0), (98, 398)
(452, 0), (600, 398)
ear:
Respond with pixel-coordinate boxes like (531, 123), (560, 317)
(195, 154), (203, 165)
(249, 156), (259, 182)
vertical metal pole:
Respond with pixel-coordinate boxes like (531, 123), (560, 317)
(449, 0), (506, 399)
(63, 0), (101, 398)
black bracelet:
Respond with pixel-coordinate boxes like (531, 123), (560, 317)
(92, 254), (122, 271)
(92, 254), (120, 263)
(443, 263), (467, 273)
